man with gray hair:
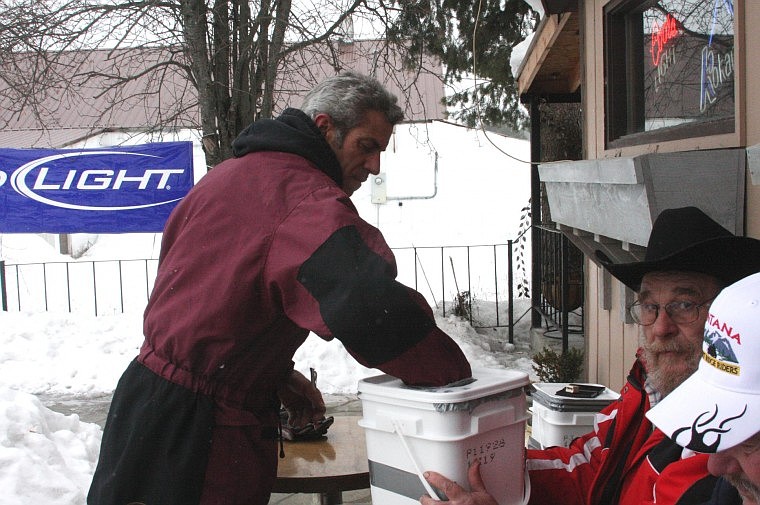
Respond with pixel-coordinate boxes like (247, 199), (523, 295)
(88, 71), (472, 505)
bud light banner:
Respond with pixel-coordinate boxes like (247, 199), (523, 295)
(0, 142), (194, 233)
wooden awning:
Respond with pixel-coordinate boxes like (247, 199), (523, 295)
(517, 10), (581, 97)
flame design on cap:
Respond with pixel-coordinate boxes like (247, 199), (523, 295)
(671, 404), (747, 452)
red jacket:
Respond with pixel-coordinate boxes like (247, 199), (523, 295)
(526, 359), (716, 505)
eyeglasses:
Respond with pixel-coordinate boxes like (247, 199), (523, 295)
(628, 297), (716, 326)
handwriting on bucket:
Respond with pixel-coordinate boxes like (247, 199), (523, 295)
(466, 437), (507, 465)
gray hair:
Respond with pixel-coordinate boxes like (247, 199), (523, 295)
(301, 71), (404, 146)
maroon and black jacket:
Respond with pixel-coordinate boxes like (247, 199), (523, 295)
(89, 108), (471, 505)
(140, 107), (471, 413)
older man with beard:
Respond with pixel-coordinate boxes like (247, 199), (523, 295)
(647, 272), (760, 505)
(422, 207), (760, 505)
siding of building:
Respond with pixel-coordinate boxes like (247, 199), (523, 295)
(522, 1), (758, 392)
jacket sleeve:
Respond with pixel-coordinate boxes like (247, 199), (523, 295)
(525, 400), (620, 505)
(265, 189), (471, 387)
(652, 451), (715, 505)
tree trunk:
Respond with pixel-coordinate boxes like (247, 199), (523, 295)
(181, 0), (222, 168)
(262, 0), (291, 118)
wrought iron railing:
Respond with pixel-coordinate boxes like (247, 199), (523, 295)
(534, 225), (584, 350)
(1, 241), (533, 342)
(0, 258), (159, 316)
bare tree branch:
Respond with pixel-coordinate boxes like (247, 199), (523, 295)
(0, 0), (445, 166)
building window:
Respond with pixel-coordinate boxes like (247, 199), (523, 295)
(604, 0), (735, 147)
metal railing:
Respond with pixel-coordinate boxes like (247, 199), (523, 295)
(1, 241), (533, 342)
(392, 241), (529, 342)
(535, 225), (584, 350)
(0, 258), (159, 316)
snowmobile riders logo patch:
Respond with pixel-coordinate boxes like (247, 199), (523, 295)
(703, 313), (741, 376)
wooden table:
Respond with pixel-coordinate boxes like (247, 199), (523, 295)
(273, 415), (370, 505)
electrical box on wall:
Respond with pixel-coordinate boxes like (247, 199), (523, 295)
(371, 172), (387, 204)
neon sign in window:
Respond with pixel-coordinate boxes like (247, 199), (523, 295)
(701, 0), (735, 112)
(640, 0), (734, 132)
(650, 13), (681, 67)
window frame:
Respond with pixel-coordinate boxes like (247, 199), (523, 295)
(603, 0), (736, 149)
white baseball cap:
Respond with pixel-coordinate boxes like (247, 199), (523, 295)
(647, 271), (760, 452)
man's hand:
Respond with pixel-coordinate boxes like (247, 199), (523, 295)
(277, 369), (327, 428)
(420, 461), (498, 505)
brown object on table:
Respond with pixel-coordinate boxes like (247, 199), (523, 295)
(273, 415), (370, 505)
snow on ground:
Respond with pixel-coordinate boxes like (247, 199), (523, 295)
(0, 299), (537, 505)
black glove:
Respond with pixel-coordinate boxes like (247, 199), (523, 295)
(279, 407), (334, 441)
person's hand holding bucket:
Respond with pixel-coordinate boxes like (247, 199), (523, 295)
(421, 461), (498, 505)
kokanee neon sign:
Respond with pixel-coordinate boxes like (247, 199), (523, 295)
(651, 13), (681, 66)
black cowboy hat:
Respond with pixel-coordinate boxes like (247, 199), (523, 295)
(595, 206), (760, 291)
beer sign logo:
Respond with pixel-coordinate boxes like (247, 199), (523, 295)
(8, 151), (184, 211)
(0, 141), (194, 233)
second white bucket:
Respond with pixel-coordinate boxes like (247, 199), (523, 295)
(357, 367), (530, 505)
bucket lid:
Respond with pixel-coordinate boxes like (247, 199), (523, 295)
(358, 367), (530, 404)
(531, 382), (620, 411)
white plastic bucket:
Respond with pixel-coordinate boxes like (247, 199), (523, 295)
(529, 382), (619, 449)
(357, 368), (530, 505)
(530, 402), (600, 448)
